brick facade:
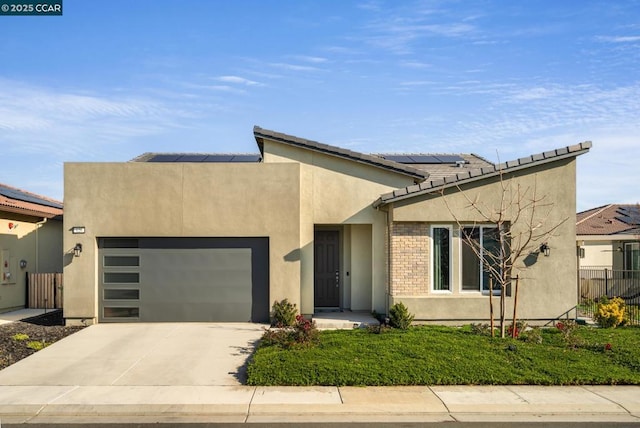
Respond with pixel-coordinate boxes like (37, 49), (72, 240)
(389, 222), (429, 295)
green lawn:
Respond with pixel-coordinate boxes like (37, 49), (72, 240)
(246, 325), (640, 386)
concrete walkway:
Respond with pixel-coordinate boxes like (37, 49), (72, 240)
(0, 309), (51, 325)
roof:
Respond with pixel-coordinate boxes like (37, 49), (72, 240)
(373, 141), (592, 208)
(131, 153), (262, 162)
(253, 126), (428, 181)
(577, 204), (640, 236)
(374, 153), (494, 182)
(0, 183), (63, 219)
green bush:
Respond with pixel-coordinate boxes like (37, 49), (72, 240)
(260, 314), (319, 349)
(26, 341), (47, 351)
(470, 323), (493, 336)
(556, 319), (582, 348)
(270, 298), (298, 327)
(389, 302), (414, 330)
(11, 333), (29, 341)
(521, 326), (543, 344)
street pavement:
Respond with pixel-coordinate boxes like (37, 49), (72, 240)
(0, 320), (638, 425)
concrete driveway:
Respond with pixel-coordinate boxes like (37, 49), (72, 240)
(0, 323), (265, 386)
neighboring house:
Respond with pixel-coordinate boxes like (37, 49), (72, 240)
(0, 183), (63, 313)
(63, 126), (590, 325)
(577, 204), (640, 270)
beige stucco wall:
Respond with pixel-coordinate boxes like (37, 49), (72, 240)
(0, 214), (63, 312)
(389, 158), (578, 322)
(64, 162), (301, 324)
(263, 141), (414, 314)
(579, 241), (614, 269)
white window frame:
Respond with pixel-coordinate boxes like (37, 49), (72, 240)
(459, 224), (502, 295)
(430, 225), (453, 293)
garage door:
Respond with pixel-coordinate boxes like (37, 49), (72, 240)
(98, 237), (269, 322)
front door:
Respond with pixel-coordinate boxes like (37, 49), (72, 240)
(314, 230), (340, 308)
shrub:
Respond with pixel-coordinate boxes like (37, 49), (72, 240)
(521, 326), (543, 344)
(556, 319), (582, 348)
(594, 296), (626, 328)
(507, 321), (527, 339)
(260, 314), (319, 349)
(470, 323), (492, 336)
(389, 302), (414, 330)
(11, 333), (29, 341)
(26, 341), (47, 351)
(270, 298), (298, 327)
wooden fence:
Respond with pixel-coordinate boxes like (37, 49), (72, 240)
(27, 273), (63, 309)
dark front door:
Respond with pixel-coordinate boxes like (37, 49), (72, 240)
(314, 230), (340, 308)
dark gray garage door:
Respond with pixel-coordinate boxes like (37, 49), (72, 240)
(98, 237), (269, 323)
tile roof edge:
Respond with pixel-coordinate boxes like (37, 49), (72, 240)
(469, 152), (495, 165)
(253, 126), (428, 180)
(130, 152), (154, 162)
(576, 204), (615, 225)
(0, 183), (63, 207)
(373, 141), (592, 208)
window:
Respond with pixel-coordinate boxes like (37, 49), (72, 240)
(624, 242), (640, 279)
(431, 226), (452, 292)
(461, 226), (503, 292)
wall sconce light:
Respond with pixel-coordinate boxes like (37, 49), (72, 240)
(540, 242), (550, 257)
(19, 260), (27, 269)
(73, 243), (83, 257)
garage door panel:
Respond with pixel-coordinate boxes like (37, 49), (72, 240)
(98, 238), (268, 323)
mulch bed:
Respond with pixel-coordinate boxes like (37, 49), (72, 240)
(0, 310), (85, 370)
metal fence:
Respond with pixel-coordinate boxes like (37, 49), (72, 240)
(578, 268), (640, 325)
(27, 273), (63, 309)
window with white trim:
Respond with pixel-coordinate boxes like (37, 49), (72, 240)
(461, 225), (502, 292)
(431, 226), (452, 292)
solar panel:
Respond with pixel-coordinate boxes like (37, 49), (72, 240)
(409, 155), (441, 164)
(617, 206), (640, 225)
(381, 155), (414, 163)
(435, 155), (466, 163)
(148, 154), (181, 162)
(0, 187), (62, 209)
(178, 155), (208, 162)
(203, 155), (234, 162)
(379, 154), (466, 164)
(230, 155), (262, 162)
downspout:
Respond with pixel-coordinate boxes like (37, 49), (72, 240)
(35, 218), (48, 273)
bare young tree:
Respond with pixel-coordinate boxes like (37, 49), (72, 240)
(442, 169), (568, 338)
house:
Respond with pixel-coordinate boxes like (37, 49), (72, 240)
(63, 126), (590, 325)
(0, 183), (64, 313)
(577, 204), (640, 271)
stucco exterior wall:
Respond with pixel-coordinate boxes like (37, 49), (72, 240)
(64, 162), (301, 324)
(388, 158), (578, 322)
(262, 141), (414, 314)
(0, 214), (62, 312)
(579, 241), (614, 269)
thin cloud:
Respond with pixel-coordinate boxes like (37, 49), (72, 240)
(268, 62), (321, 72)
(289, 55), (329, 64)
(216, 75), (264, 86)
(596, 35), (640, 43)
(0, 78), (189, 157)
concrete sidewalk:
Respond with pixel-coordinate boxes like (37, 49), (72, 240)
(0, 385), (639, 425)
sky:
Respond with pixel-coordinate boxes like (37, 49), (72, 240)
(1, 0), (639, 211)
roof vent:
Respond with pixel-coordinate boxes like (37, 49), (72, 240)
(455, 160), (466, 168)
